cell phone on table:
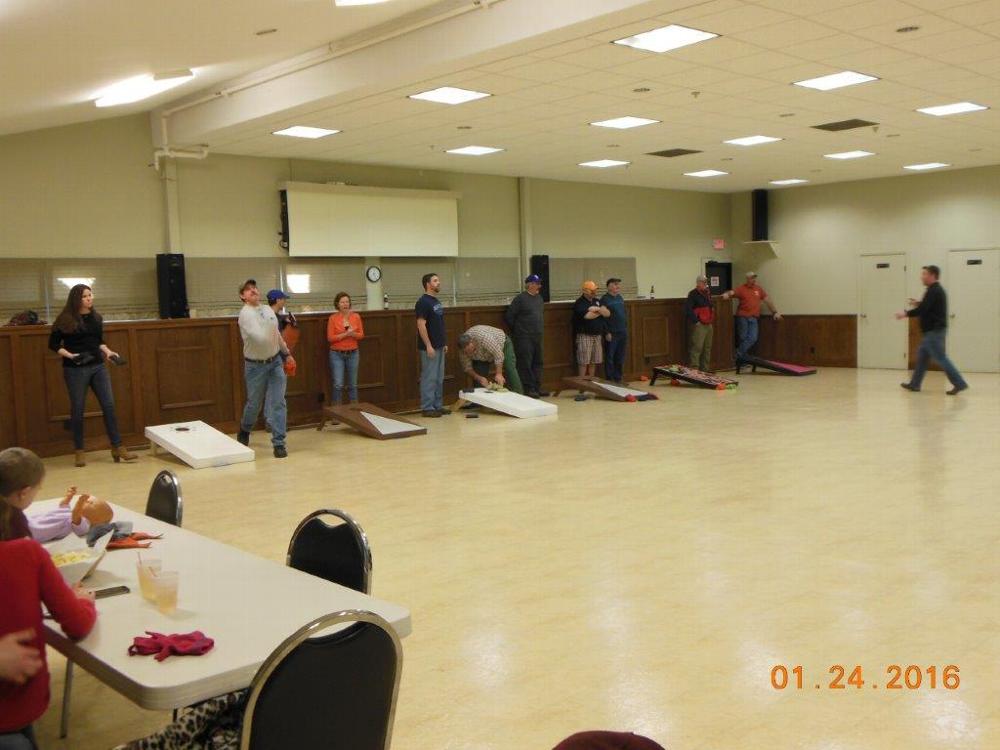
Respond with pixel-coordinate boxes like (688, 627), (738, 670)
(94, 585), (130, 600)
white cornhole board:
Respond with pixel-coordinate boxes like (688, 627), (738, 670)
(362, 411), (424, 436)
(594, 382), (649, 399)
(145, 420), (255, 469)
(459, 388), (557, 418)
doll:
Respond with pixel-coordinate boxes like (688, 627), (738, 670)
(28, 486), (114, 543)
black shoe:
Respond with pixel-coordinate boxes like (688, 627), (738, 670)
(536, 390), (551, 398)
(900, 383), (920, 392)
(574, 393), (589, 402)
(436, 408), (452, 416)
(527, 392), (541, 399)
(422, 410), (442, 418)
(459, 403), (480, 411)
(273, 445), (287, 458)
(237, 430), (250, 445)
(946, 385), (968, 396)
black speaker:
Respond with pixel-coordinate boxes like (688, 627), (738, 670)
(751, 189), (769, 241)
(530, 254), (550, 303)
(156, 253), (189, 319)
(279, 189), (290, 251)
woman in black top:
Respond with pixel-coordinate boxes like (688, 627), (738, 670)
(48, 284), (136, 467)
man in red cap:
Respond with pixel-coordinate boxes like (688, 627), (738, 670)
(723, 271), (781, 362)
(573, 281), (610, 380)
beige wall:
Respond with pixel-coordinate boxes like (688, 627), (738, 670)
(528, 178), (733, 297)
(732, 166), (1000, 314)
(0, 115), (164, 258)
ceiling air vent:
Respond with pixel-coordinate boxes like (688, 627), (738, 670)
(812, 118), (879, 132)
(648, 148), (702, 157)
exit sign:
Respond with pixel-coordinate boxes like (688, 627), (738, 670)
(713, 238), (726, 250)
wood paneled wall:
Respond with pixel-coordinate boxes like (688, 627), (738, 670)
(755, 315), (858, 368)
(1, 299), (848, 458)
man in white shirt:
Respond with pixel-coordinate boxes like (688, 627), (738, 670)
(236, 279), (293, 458)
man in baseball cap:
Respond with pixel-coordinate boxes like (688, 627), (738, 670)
(573, 281), (610, 386)
(685, 274), (716, 371)
(600, 277), (628, 383)
(505, 274), (548, 397)
(722, 271), (781, 363)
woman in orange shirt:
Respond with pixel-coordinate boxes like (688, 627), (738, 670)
(326, 292), (365, 404)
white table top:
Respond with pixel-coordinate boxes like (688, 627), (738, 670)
(35, 499), (411, 710)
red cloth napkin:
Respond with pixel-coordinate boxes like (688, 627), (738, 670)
(108, 532), (162, 550)
(128, 631), (215, 661)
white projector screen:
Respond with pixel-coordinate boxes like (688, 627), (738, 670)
(282, 182), (459, 257)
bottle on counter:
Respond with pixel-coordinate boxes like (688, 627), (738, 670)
(649, 285), (655, 299)
(383, 293), (389, 310)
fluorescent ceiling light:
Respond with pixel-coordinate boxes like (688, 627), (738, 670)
(770, 179), (808, 185)
(409, 86), (491, 105)
(446, 145), (504, 156)
(286, 274), (311, 294)
(58, 277), (95, 289)
(591, 116), (660, 130)
(793, 71), (878, 91)
(613, 24), (718, 54)
(684, 169), (728, 177)
(824, 150), (874, 160)
(272, 126), (340, 139)
(724, 135), (782, 146)
(94, 70), (194, 107)
(904, 162), (950, 171)
(579, 159), (630, 168)
(916, 101), (988, 116)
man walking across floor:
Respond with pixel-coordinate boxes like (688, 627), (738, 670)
(236, 279), (293, 458)
(573, 281), (610, 379)
(723, 271), (781, 362)
(415, 273), (450, 417)
(600, 278), (628, 383)
(457, 324), (523, 394)
(505, 274), (546, 397)
(685, 275), (716, 372)
(896, 265), (969, 395)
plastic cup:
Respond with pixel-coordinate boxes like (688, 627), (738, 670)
(135, 558), (162, 601)
(149, 571), (179, 614)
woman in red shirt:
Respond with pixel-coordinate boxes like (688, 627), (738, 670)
(326, 293), (365, 405)
(0, 448), (97, 747)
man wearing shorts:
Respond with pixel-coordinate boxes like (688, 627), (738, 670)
(573, 281), (610, 378)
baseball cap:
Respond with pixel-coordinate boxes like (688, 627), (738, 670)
(746, 271), (758, 278)
(267, 289), (289, 304)
(581, 280), (598, 292)
(606, 277), (622, 286)
(239, 278), (257, 295)
(696, 274), (708, 283)
(524, 274), (542, 284)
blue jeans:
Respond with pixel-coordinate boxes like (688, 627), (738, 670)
(0, 725), (36, 750)
(909, 328), (967, 390)
(329, 349), (359, 404)
(604, 332), (628, 382)
(63, 362), (121, 449)
(242, 358), (287, 447)
(735, 316), (759, 360)
(419, 348), (446, 412)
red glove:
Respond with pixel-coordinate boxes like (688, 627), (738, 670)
(128, 631), (215, 662)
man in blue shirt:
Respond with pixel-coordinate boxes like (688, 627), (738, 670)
(415, 273), (451, 417)
(600, 278), (628, 383)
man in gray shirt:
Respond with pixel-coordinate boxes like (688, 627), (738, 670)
(236, 279), (292, 458)
(505, 274), (546, 398)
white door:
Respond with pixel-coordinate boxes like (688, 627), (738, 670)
(947, 249), (1000, 373)
(858, 254), (908, 369)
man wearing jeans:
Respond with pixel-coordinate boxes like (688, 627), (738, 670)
(415, 273), (450, 418)
(236, 279), (292, 458)
(897, 265), (969, 395)
(600, 277), (628, 383)
(724, 271), (781, 362)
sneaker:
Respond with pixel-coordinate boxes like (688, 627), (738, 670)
(273, 445), (287, 458)
(946, 385), (968, 396)
(436, 408), (452, 416)
(900, 383), (920, 392)
(237, 430), (250, 445)
(421, 410), (442, 418)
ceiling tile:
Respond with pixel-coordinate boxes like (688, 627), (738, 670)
(730, 18), (840, 48)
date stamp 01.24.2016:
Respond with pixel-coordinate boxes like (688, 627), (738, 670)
(771, 664), (960, 692)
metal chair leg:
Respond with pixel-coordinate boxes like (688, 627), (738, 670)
(60, 660), (74, 738)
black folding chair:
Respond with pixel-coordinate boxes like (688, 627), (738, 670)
(286, 510), (372, 594)
(145, 469), (183, 527)
(240, 609), (402, 750)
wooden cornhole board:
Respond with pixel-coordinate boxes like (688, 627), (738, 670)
(317, 403), (427, 440)
(145, 420), (255, 469)
(556, 377), (653, 402)
(451, 387), (557, 418)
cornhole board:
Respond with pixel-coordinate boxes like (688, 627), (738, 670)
(451, 388), (557, 418)
(317, 403), (427, 440)
(650, 365), (738, 390)
(737, 355), (817, 376)
(555, 377), (655, 402)
(145, 420), (255, 469)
